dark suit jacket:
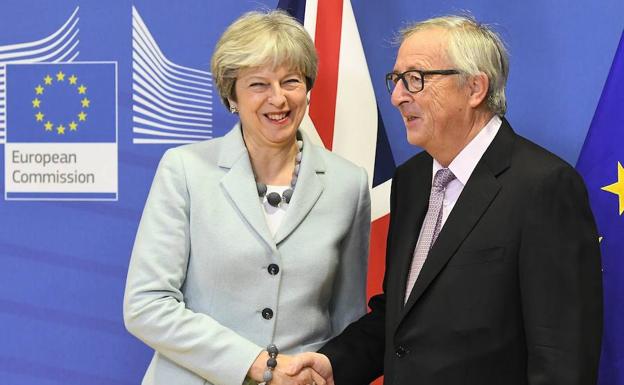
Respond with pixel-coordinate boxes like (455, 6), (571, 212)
(320, 119), (603, 385)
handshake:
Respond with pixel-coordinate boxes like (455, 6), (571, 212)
(248, 351), (335, 385)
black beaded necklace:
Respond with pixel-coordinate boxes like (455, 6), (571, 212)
(256, 139), (303, 208)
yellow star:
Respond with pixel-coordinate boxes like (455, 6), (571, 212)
(69, 75), (78, 85)
(69, 121), (78, 131)
(44, 75), (53, 85)
(32, 98), (41, 108)
(56, 71), (65, 81)
(601, 161), (624, 215)
(44, 121), (53, 131)
(81, 97), (90, 108)
(57, 125), (65, 135)
(35, 85), (44, 95)
(77, 84), (87, 94)
(35, 112), (44, 122)
(78, 111), (87, 121)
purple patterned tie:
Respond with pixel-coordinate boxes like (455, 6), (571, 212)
(405, 168), (456, 303)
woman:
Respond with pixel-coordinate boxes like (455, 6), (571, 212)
(123, 10), (370, 385)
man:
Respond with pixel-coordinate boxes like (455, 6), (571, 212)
(288, 15), (603, 385)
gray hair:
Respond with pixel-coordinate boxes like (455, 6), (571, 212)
(211, 10), (318, 110)
(400, 15), (509, 116)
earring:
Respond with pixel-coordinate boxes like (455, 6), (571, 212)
(230, 105), (238, 114)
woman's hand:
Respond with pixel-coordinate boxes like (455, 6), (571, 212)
(285, 353), (334, 385)
(248, 352), (327, 385)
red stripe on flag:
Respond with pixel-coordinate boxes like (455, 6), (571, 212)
(309, 0), (343, 150)
(367, 213), (388, 302)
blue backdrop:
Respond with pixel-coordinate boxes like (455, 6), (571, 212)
(0, 1), (622, 384)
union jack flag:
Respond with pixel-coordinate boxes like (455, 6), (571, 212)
(278, 1), (395, 383)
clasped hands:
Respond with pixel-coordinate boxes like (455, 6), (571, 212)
(249, 351), (334, 385)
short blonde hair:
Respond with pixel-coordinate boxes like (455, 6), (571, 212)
(211, 10), (318, 110)
(401, 15), (510, 116)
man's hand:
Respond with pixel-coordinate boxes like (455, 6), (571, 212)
(248, 351), (327, 385)
(285, 352), (334, 385)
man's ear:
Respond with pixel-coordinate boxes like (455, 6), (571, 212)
(468, 72), (489, 108)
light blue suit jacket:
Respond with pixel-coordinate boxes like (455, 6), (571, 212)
(124, 125), (370, 385)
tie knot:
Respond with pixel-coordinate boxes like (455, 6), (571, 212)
(433, 168), (455, 190)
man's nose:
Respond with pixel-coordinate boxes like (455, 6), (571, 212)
(391, 79), (411, 107)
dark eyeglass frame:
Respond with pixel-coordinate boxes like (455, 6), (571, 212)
(385, 69), (460, 94)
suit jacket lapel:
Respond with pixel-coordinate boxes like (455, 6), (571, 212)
(274, 131), (325, 244)
(399, 120), (514, 322)
(218, 125), (276, 251)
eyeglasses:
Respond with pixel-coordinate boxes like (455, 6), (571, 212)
(385, 69), (460, 94)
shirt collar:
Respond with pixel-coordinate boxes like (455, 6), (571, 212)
(432, 115), (502, 186)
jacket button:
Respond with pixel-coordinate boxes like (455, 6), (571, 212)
(262, 308), (274, 320)
(268, 264), (280, 275)
(395, 346), (408, 358)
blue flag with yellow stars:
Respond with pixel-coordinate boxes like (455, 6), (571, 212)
(576, 30), (624, 385)
(6, 63), (116, 143)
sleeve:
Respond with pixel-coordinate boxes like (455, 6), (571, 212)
(319, 167), (402, 385)
(328, 167), (371, 335)
(519, 165), (603, 385)
(123, 149), (263, 385)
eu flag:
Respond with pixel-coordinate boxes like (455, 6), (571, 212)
(576, 30), (624, 385)
(6, 62), (116, 143)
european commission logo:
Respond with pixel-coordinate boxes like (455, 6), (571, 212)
(131, 6), (213, 144)
(1, 7), (118, 201)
